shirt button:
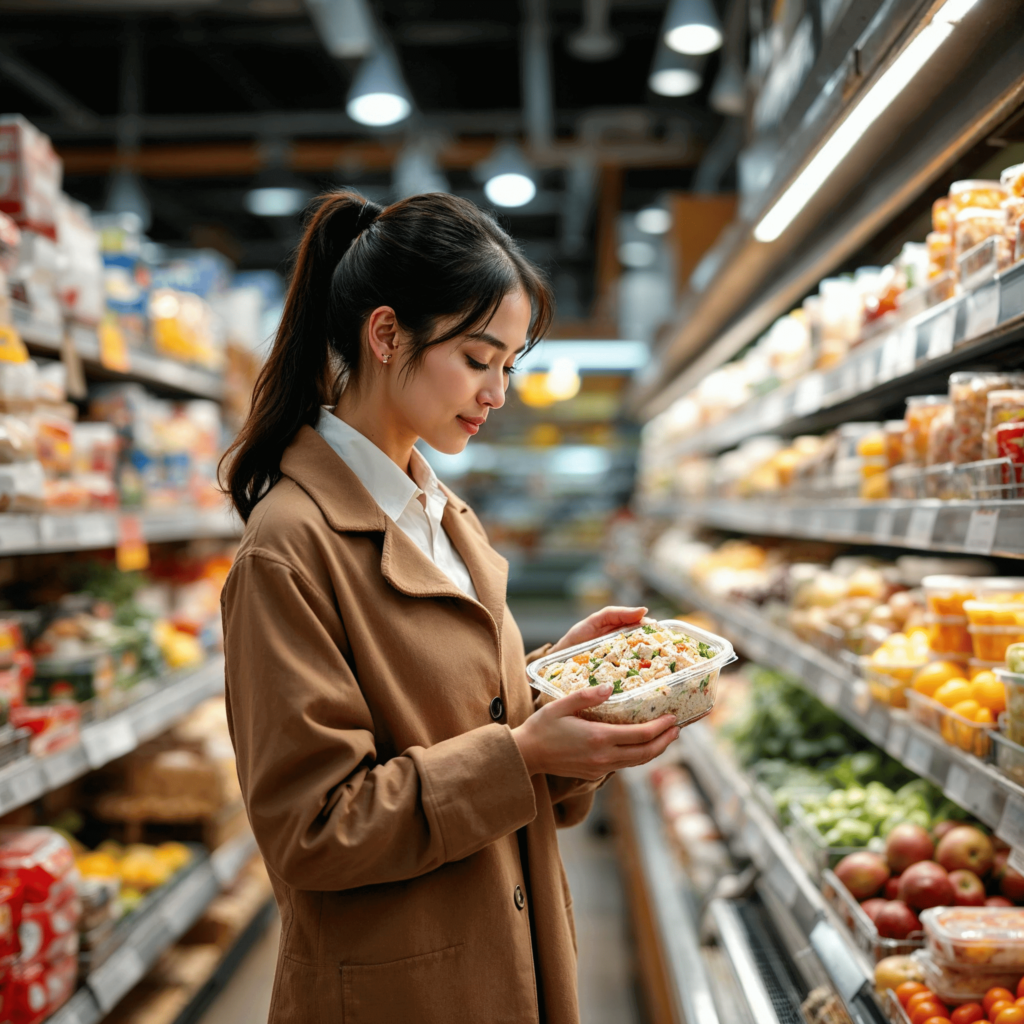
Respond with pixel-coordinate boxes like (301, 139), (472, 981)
(489, 696), (504, 721)
(514, 885), (525, 910)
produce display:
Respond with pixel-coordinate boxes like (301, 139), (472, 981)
(529, 620), (734, 725)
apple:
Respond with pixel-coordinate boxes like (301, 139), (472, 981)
(949, 869), (986, 906)
(886, 824), (935, 873)
(835, 851), (891, 901)
(986, 896), (1014, 907)
(936, 826), (994, 877)
(885, 875), (902, 900)
(875, 900), (922, 940)
(992, 849), (1024, 903)
(932, 820), (959, 843)
(861, 898), (889, 923)
(898, 861), (956, 910)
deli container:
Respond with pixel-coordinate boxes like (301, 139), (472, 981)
(968, 623), (1024, 662)
(996, 666), (1024, 743)
(905, 396), (949, 465)
(922, 575), (978, 618)
(911, 948), (1022, 1005)
(526, 619), (735, 726)
(821, 868), (924, 962)
(921, 906), (1024, 970)
(906, 689), (995, 757)
(925, 614), (972, 657)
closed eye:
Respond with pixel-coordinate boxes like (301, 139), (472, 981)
(466, 354), (517, 376)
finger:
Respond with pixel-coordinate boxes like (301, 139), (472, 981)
(593, 606), (647, 627)
(600, 714), (678, 747)
(550, 682), (613, 715)
(612, 725), (681, 768)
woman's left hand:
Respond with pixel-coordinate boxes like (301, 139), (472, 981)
(548, 605), (651, 655)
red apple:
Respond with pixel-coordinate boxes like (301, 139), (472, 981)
(898, 860), (956, 910)
(885, 875), (902, 900)
(949, 869), (986, 906)
(936, 826), (994, 877)
(986, 896), (1014, 907)
(861, 898), (888, 923)
(835, 851), (890, 901)
(886, 824), (935, 873)
(993, 850), (1024, 903)
(874, 899), (922, 939)
(932, 820), (959, 843)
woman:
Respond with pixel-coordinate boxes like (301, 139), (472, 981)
(220, 190), (680, 1024)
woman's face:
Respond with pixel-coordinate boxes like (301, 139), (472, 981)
(387, 289), (533, 454)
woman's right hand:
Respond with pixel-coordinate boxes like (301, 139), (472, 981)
(511, 683), (680, 781)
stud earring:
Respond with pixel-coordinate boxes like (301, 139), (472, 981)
(382, 353), (391, 364)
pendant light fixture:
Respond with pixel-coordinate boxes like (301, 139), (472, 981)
(477, 140), (537, 208)
(346, 47), (412, 127)
(648, 43), (703, 96)
(663, 0), (723, 56)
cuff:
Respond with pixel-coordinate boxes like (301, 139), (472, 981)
(416, 724), (537, 863)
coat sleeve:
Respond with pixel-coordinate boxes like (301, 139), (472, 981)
(524, 643), (608, 827)
(222, 551), (538, 892)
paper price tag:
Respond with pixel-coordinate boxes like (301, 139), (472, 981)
(38, 516), (79, 549)
(858, 353), (878, 391)
(886, 721), (908, 760)
(906, 506), (939, 548)
(818, 675), (841, 708)
(896, 325), (918, 375)
(873, 508), (895, 544)
(904, 735), (933, 777)
(840, 362), (858, 397)
(41, 752), (82, 790)
(0, 518), (38, 553)
(76, 513), (115, 549)
(966, 282), (1000, 338)
(90, 945), (145, 1012)
(852, 680), (873, 716)
(996, 794), (1024, 849)
(879, 332), (901, 381)
(944, 764), (971, 807)
(963, 508), (999, 555)
(927, 308), (956, 359)
(794, 374), (824, 417)
(866, 706), (889, 745)
(0, 766), (41, 812)
(82, 718), (136, 770)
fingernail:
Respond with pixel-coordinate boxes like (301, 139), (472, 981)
(598, 683), (613, 695)
(671, 727), (680, 739)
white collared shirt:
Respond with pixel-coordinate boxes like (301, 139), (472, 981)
(316, 409), (479, 601)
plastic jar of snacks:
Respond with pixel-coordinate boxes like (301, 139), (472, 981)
(949, 179), (1008, 212)
(884, 421), (906, 467)
(905, 396), (948, 464)
(984, 390), (1024, 458)
(927, 231), (953, 278)
(923, 575), (977, 616)
(926, 403), (955, 465)
(926, 615), (973, 657)
(954, 207), (1006, 262)
(1000, 162), (1024, 198)
(949, 372), (1024, 464)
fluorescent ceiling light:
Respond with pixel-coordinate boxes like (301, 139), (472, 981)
(650, 68), (702, 96)
(346, 49), (412, 127)
(517, 340), (649, 372)
(664, 0), (723, 56)
(754, 0), (981, 243)
(636, 207), (672, 234)
(479, 141), (537, 208)
(244, 187), (308, 217)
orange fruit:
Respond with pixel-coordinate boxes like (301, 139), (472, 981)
(899, 983), (931, 1007)
(974, 707), (995, 724)
(914, 661), (966, 696)
(912, 1003), (949, 1024)
(911, 993), (943, 1014)
(995, 1009), (1024, 1024)
(935, 678), (973, 708)
(989, 1003), (1016, 1022)
(971, 675), (1007, 713)
(986, 991), (1016, 1016)
(952, 1005), (985, 1024)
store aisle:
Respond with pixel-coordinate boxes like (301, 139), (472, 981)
(194, 795), (641, 1024)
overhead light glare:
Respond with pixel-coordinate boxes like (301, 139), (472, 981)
(649, 67), (702, 96)
(346, 49), (413, 127)
(663, 0), (723, 55)
(618, 240), (657, 268)
(754, 0), (980, 243)
(347, 92), (411, 127)
(545, 358), (582, 400)
(244, 187), (308, 217)
(636, 207), (673, 234)
(484, 172), (536, 208)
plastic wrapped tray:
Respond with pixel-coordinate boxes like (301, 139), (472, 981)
(527, 619), (735, 726)
(911, 948), (1022, 1005)
(921, 905), (1024, 970)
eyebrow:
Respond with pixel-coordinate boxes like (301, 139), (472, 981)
(467, 331), (526, 356)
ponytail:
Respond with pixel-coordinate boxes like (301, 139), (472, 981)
(221, 189), (553, 521)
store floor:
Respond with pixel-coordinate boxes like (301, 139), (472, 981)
(196, 791), (641, 1024)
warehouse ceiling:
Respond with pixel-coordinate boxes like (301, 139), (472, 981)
(0, 0), (727, 330)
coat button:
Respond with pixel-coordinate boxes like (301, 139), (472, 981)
(489, 696), (504, 721)
(514, 885), (525, 910)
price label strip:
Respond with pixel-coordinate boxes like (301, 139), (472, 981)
(873, 508), (896, 544)
(904, 734), (933, 777)
(89, 945), (146, 1013)
(866, 706), (889, 745)
(944, 764), (972, 808)
(886, 721), (908, 760)
(963, 508), (999, 555)
(818, 674), (842, 708)
(38, 516), (80, 549)
(0, 517), (39, 553)
(906, 506), (940, 548)
(82, 718), (136, 770)
(996, 793), (1024, 850)
(766, 857), (799, 909)
(966, 281), (1000, 339)
(0, 765), (43, 812)
(926, 307), (956, 359)
(794, 374), (824, 417)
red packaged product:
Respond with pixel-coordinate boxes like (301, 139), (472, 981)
(996, 421), (1024, 491)
(0, 877), (23, 969)
(18, 878), (80, 965)
(3, 959), (48, 1024)
(0, 831), (74, 905)
(0, 653), (31, 709)
(8, 705), (79, 758)
(0, 116), (61, 241)
(43, 954), (75, 1015)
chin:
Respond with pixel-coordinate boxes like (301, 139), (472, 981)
(421, 430), (471, 456)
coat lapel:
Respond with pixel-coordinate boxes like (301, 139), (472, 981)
(441, 499), (509, 636)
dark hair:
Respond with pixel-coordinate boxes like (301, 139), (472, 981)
(221, 190), (554, 521)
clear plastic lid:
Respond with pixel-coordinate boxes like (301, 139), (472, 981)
(906, 395), (948, 409)
(922, 906), (1024, 948)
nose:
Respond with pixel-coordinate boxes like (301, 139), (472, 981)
(479, 373), (506, 410)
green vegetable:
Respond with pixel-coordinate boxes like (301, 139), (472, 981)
(699, 674), (710, 693)
(588, 676), (598, 687)
(669, 661), (676, 672)
(630, 651), (641, 660)
(612, 681), (624, 694)
(626, 668), (639, 677)
(697, 641), (714, 659)
(642, 624), (655, 634)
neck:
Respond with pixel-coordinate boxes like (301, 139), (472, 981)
(333, 383), (418, 475)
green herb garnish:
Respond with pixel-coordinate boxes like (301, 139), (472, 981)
(630, 650), (641, 660)
(612, 681), (624, 694)
(626, 668), (639, 677)
(642, 624), (656, 634)
(697, 641), (714, 659)
(588, 675), (598, 686)
(669, 661), (676, 672)
(699, 674), (710, 693)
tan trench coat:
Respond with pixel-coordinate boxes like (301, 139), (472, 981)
(222, 426), (600, 1024)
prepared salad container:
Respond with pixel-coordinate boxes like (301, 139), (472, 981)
(527, 619), (735, 726)
(911, 949), (1022, 1005)
(921, 906), (1024, 970)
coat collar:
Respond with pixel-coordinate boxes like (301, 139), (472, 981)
(279, 426), (507, 631)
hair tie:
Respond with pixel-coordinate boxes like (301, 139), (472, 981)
(356, 200), (380, 234)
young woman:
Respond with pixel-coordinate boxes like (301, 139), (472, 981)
(220, 191), (680, 1024)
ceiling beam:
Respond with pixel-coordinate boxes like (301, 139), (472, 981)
(0, 44), (99, 129)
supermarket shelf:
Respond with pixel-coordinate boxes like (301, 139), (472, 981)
(618, 767), (723, 1024)
(0, 506), (241, 556)
(635, 565), (1024, 853)
(677, 722), (886, 1024)
(648, 496), (1024, 559)
(48, 827), (259, 1024)
(16, 310), (224, 402)
(673, 262), (1024, 459)
(0, 656), (224, 817)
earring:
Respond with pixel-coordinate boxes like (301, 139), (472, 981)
(382, 354), (391, 364)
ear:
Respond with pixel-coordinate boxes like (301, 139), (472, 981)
(365, 306), (400, 365)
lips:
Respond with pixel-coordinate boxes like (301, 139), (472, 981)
(457, 415), (484, 435)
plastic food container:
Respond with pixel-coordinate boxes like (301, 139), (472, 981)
(527, 620), (735, 726)
(922, 575), (978, 617)
(955, 207), (1006, 263)
(949, 372), (1024, 465)
(905, 396), (948, 465)
(933, 196), (954, 233)
(992, 727), (1024, 785)
(968, 657), (1004, 680)
(906, 689), (996, 757)
(884, 421), (906, 468)
(862, 660), (914, 708)
(996, 667), (1024, 743)
(968, 623), (1024, 662)
(926, 404), (955, 466)
(926, 614), (973, 657)
(964, 598), (1024, 627)
(1001, 163), (1024, 198)
(921, 906), (1024, 970)
(911, 948), (1022, 1005)
(927, 231), (954, 278)
(949, 179), (1009, 212)
(984, 390), (1024, 459)
(821, 868), (924, 962)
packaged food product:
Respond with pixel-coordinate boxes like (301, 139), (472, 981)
(904, 397), (947, 465)
(955, 207), (1006, 264)
(995, 421), (1024, 467)
(932, 196), (953, 233)
(0, 877), (23, 968)
(949, 179), (1008, 213)
(1000, 162), (1024, 198)
(8, 705), (79, 757)
(949, 372), (1024, 465)
(984, 390), (1024, 459)
(964, 597), (1024, 625)
(884, 421), (906, 468)
(927, 231), (954, 278)
(923, 575), (977, 617)
(17, 879), (79, 965)
(926, 615), (972, 656)
(968, 657), (1004, 680)
(968, 624), (1024, 661)
(0, 116), (61, 241)
(528, 620), (735, 726)
(30, 413), (73, 477)
(1009, 643), (1024, 673)
(27, 650), (115, 705)
(0, 831), (75, 905)
(922, 906), (1024, 969)
(911, 948), (1021, 1004)
(996, 667), (1024, 743)
(993, 729), (1024, 785)
(926, 403), (955, 466)
(906, 689), (995, 756)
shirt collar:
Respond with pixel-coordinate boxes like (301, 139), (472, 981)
(316, 409), (447, 524)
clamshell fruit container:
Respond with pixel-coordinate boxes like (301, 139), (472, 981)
(526, 619), (735, 727)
